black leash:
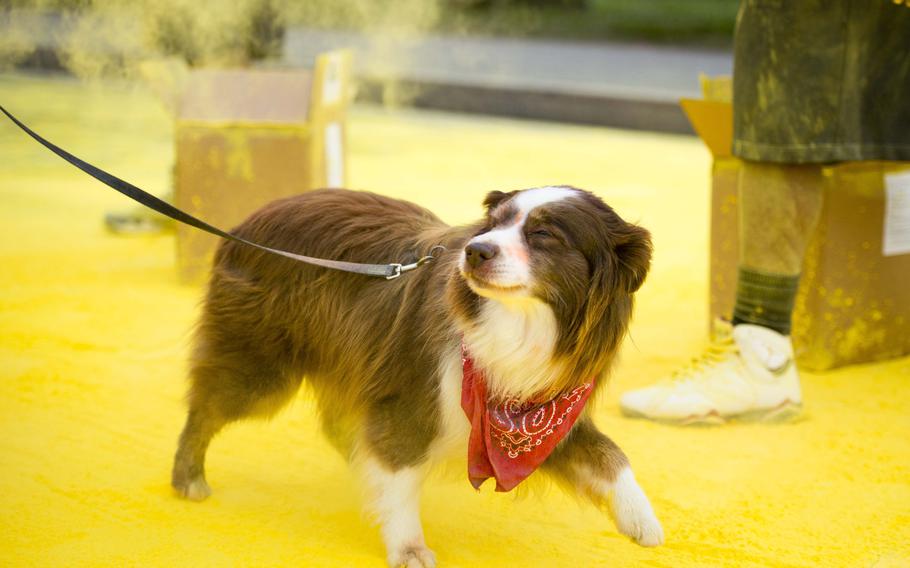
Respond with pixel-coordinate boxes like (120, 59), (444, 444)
(1, 105), (442, 279)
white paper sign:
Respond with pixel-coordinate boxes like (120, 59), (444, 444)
(883, 171), (910, 256)
(324, 122), (344, 188)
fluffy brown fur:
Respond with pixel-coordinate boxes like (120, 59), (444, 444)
(172, 186), (662, 566)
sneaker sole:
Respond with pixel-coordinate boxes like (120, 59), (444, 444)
(622, 399), (803, 426)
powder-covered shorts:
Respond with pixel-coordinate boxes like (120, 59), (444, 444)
(732, 0), (910, 164)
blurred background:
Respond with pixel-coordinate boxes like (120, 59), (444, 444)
(1, 2), (908, 568)
(0, 0), (736, 130)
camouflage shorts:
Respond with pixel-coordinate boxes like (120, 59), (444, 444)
(733, 0), (910, 163)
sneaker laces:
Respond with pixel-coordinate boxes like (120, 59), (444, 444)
(662, 333), (739, 385)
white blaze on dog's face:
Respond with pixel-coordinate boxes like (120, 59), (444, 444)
(459, 186), (577, 299)
(438, 184), (651, 458)
(455, 184), (653, 399)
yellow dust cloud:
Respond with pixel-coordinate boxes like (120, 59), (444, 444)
(1, 72), (908, 567)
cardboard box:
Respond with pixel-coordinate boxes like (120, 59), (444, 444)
(171, 49), (353, 282)
(681, 79), (910, 370)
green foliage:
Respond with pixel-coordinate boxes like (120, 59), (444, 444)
(437, 0), (739, 44)
(288, 0), (740, 45)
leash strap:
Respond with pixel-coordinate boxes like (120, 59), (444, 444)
(1, 105), (440, 279)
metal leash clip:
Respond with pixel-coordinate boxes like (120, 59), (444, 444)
(386, 245), (447, 280)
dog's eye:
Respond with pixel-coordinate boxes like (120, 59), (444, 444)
(530, 229), (552, 238)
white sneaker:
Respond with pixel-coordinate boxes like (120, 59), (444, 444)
(620, 322), (802, 425)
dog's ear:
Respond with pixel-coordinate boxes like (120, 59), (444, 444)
(483, 190), (518, 213)
(615, 224), (652, 293)
(562, 213), (652, 384)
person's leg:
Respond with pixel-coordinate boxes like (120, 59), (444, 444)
(620, 163), (824, 424)
(734, 161), (824, 334)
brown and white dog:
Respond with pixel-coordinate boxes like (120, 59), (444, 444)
(171, 185), (663, 566)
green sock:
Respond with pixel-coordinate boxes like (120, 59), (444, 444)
(731, 267), (800, 335)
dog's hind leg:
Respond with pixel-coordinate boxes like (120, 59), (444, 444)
(172, 346), (303, 501)
(172, 404), (223, 501)
(542, 417), (664, 547)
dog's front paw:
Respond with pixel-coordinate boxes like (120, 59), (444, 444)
(614, 503), (664, 547)
(610, 468), (664, 547)
(388, 544), (437, 568)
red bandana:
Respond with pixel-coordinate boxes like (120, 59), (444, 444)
(460, 344), (595, 492)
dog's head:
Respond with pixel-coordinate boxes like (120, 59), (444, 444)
(453, 186), (652, 391)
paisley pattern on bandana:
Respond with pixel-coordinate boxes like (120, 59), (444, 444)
(488, 385), (592, 459)
(461, 343), (595, 492)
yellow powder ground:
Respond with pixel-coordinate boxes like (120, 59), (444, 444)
(1, 72), (908, 568)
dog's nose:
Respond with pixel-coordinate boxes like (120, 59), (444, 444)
(465, 242), (499, 268)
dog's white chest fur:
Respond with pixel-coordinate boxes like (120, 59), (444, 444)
(431, 299), (562, 464)
(463, 299), (561, 401)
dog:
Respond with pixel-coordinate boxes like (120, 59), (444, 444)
(171, 185), (664, 566)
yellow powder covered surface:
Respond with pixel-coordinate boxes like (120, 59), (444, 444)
(1, 73), (908, 567)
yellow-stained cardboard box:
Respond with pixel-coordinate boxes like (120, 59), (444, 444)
(171, 49), (353, 283)
(681, 78), (910, 370)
